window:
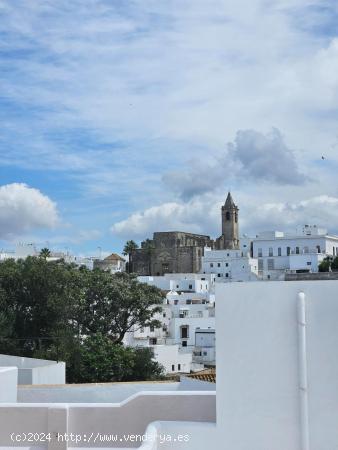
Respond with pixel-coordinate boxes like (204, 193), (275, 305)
(189, 284), (192, 289)
(149, 338), (157, 345)
(181, 326), (189, 339)
(182, 340), (187, 347)
(225, 273), (229, 278)
(287, 247), (291, 256)
(269, 247), (273, 257)
(225, 263), (229, 267)
(267, 259), (274, 270)
(178, 364), (181, 371)
(258, 248), (263, 257)
(217, 273), (221, 277)
(172, 365), (175, 371)
(304, 246), (309, 254)
(203, 352), (207, 356)
(163, 312), (166, 317)
(307, 262), (311, 266)
(226, 211), (231, 221)
(150, 325), (155, 332)
(317, 245), (321, 253)
(278, 247), (281, 256)
(258, 259), (263, 271)
(174, 300), (178, 305)
(295, 247), (300, 254)
(217, 263), (221, 267)
(210, 263), (213, 268)
(186, 299), (192, 304)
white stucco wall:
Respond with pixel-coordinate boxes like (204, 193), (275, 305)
(0, 391), (216, 448)
(216, 280), (338, 450)
(0, 355), (65, 385)
(0, 367), (17, 403)
(18, 382), (180, 404)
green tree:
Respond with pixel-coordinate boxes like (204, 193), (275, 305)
(0, 257), (81, 356)
(319, 256), (333, 272)
(331, 256), (338, 271)
(0, 258), (165, 383)
(78, 272), (163, 343)
(0, 286), (16, 354)
(75, 334), (134, 383)
(124, 347), (165, 381)
(39, 248), (51, 259)
(73, 335), (165, 383)
(123, 240), (139, 273)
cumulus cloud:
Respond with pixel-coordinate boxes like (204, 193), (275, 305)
(163, 128), (307, 200)
(0, 183), (59, 239)
(228, 128), (307, 185)
(111, 195), (221, 239)
(247, 195), (338, 232)
(111, 193), (338, 241)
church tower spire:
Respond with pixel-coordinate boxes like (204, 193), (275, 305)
(216, 192), (240, 250)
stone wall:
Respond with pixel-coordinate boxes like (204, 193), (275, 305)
(132, 232), (213, 276)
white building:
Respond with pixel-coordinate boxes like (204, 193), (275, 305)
(201, 247), (259, 282)
(2, 280), (338, 450)
(138, 273), (216, 294)
(252, 225), (338, 280)
(93, 253), (126, 273)
(194, 328), (216, 366)
(125, 276), (216, 373)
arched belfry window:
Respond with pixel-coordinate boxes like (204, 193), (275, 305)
(226, 211), (231, 221)
(235, 212), (238, 223)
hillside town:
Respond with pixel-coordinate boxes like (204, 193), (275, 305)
(2, 192), (338, 376)
(2, 192), (338, 450)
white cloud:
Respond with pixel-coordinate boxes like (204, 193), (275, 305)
(248, 195), (338, 232)
(1, 0), (338, 249)
(111, 195), (221, 239)
(0, 183), (59, 239)
(111, 193), (338, 241)
(163, 128), (307, 200)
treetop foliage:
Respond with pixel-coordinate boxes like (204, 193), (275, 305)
(0, 257), (165, 382)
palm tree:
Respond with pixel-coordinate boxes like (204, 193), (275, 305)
(39, 248), (51, 259)
(123, 240), (139, 273)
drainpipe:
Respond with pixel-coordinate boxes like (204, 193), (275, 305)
(297, 291), (310, 450)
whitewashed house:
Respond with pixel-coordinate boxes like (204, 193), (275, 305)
(124, 275), (216, 373)
(93, 253), (126, 273)
(201, 247), (259, 282)
(252, 225), (338, 280)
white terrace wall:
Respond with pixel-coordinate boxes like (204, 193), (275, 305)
(216, 280), (338, 450)
(0, 355), (65, 385)
(0, 391), (216, 448)
(0, 367), (17, 403)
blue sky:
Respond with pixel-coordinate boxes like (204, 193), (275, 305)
(1, 0), (338, 256)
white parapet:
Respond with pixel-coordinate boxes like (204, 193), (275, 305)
(0, 354), (65, 385)
(0, 391), (216, 448)
(0, 367), (18, 403)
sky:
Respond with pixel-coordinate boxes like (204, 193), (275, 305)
(1, 0), (338, 256)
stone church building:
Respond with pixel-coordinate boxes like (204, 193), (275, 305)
(131, 192), (239, 275)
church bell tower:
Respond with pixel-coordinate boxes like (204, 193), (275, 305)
(216, 192), (240, 250)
